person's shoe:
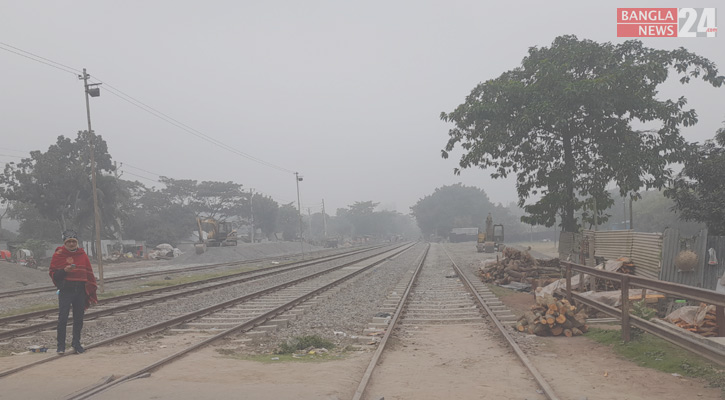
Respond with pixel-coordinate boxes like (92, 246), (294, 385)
(56, 348), (65, 355)
(72, 345), (85, 354)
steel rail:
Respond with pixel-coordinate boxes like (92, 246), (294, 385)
(66, 243), (418, 399)
(443, 245), (560, 400)
(0, 244), (383, 299)
(351, 244), (429, 400)
(0, 245), (391, 338)
(561, 261), (725, 307)
(0, 243), (414, 380)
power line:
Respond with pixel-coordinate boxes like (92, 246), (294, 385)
(0, 41), (82, 74)
(119, 169), (162, 184)
(0, 43), (80, 76)
(97, 83), (295, 174)
(120, 162), (165, 178)
(0, 41), (297, 176)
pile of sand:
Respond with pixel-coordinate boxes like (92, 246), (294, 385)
(0, 262), (51, 290)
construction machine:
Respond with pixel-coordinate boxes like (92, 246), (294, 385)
(195, 217), (238, 254)
(477, 213), (504, 253)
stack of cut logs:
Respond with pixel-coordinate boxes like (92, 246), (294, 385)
(516, 296), (589, 337)
(595, 258), (635, 291)
(479, 247), (562, 286)
(670, 305), (719, 337)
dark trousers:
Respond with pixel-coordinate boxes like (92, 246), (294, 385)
(57, 281), (87, 349)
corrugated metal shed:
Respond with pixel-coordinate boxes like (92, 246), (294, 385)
(704, 236), (725, 291)
(558, 229), (663, 278)
(630, 232), (662, 280)
(659, 228), (707, 288)
(592, 230), (633, 261)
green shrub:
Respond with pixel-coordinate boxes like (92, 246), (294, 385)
(276, 335), (334, 354)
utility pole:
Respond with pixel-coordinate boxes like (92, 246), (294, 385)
(79, 68), (104, 293)
(308, 207), (312, 241)
(249, 188), (254, 244)
(295, 172), (304, 258)
(322, 199), (327, 238)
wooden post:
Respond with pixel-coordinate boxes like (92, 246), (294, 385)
(716, 305), (725, 337)
(579, 272), (585, 291)
(621, 275), (631, 342)
(566, 263), (572, 303)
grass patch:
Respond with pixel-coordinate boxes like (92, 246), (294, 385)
(0, 302), (57, 318)
(586, 328), (725, 391)
(276, 335), (335, 354)
(485, 283), (516, 298)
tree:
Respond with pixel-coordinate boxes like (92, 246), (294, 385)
(410, 184), (517, 237)
(665, 123), (725, 235)
(277, 203), (302, 241)
(121, 182), (194, 246)
(441, 35), (724, 232)
(251, 194), (279, 239)
(159, 178), (246, 221)
(0, 131), (118, 238)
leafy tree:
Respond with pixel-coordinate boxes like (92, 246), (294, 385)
(665, 124), (725, 235)
(441, 35), (724, 232)
(0, 131), (117, 238)
(251, 193), (279, 239)
(121, 183), (194, 246)
(346, 201), (379, 237)
(411, 184), (498, 237)
(160, 178), (246, 221)
(8, 202), (61, 242)
(277, 203), (302, 241)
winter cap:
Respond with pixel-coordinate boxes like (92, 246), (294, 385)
(62, 230), (78, 243)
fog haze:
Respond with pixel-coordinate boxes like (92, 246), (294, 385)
(1, 1), (723, 214)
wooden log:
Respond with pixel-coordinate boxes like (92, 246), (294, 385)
(546, 316), (555, 325)
(556, 314), (567, 324)
(551, 326), (564, 336)
(572, 328), (583, 336)
(532, 324), (549, 336)
(563, 329), (573, 337)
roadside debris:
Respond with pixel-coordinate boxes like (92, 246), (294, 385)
(665, 303), (720, 337)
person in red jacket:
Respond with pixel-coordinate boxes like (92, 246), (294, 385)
(49, 230), (98, 354)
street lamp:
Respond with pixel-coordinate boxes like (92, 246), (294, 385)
(295, 172), (304, 258)
(79, 68), (105, 293)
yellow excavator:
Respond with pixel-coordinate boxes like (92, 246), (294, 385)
(195, 217), (238, 254)
(477, 213), (504, 253)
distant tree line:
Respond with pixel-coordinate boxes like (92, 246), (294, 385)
(0, 132), (421, 250)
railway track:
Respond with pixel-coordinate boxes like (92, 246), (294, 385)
(0, 243), (413, 387)
(352, 243), (559, 400)
(0, 245), (389, 342)
(0, 243), (417, 399)
(0, 245), (381, 299)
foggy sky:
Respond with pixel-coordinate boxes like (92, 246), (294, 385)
(1, 1), (723, 215)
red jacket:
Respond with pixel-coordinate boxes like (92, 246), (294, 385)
(49, 246), (98, 308)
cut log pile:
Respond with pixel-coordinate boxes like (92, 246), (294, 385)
(670, 304), (720, 337)
(479, 247), (562, 286)
(516, 296), (589, 337)
(594, 258), (635, 291)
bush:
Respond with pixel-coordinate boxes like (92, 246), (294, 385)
(276, 335), (334, 354)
